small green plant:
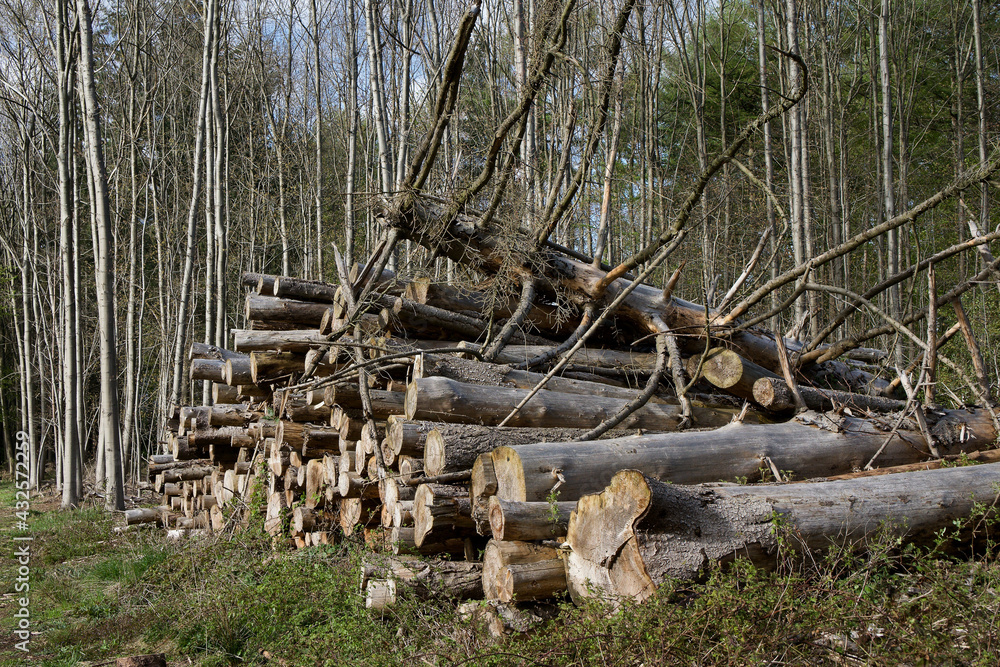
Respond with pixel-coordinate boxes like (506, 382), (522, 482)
(546, 487), (561, 534)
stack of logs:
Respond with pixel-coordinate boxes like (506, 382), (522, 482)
(136, 268), (1000, 624)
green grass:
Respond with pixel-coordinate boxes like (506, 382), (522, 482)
(3, 480), (1000, 666)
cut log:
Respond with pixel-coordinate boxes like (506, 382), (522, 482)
(207, 404), (251, 427)
(275, 421), (307, 448)
(273, 275), (338, 302)
(366, 579), (397, 610)
(390, 526), (467, 557)
(415, 352), (669, 402)
(687, 347), (779, 403)
(753, 377), (908, 414)
(188, 426), (248, 449)
(339, 497), (380, 536)
(488, 408), (997, 503)
(498, 559), (567, 603)
(224, 357), (254, 386)
(566, 465), (1000, 604)
(213, 383), (241, 404)
(481, 541), (560, 601)
(823, 448), (1000, 480)
(339, 471), (380, 499)
(148, 458), (212, 475)
(251, 351), (337, 384)
(422, 423), (632, 477)
(243, 271), (275, 294)
(292, 507), (316, 534)
(412, 483), (475, 546)
(161, 465), (215, 484)
(362, 554), (483, 600)
(189, 342), (243, 362)
(304, 459), (327, 509)
(456, 342), (656, 370)
(124, 508), (164, 526)
(324, 385), (406, 418)
(190, 358), (226, 382)
(232, 328), (335, 354)
(246, 294), (333, 328)
(405, 377), (739, 429)
(488, 497), (575, 541)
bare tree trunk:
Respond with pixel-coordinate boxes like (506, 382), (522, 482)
(365, 0), (394, 195)
(345, 0), (359, 264)
(311, 0), (324, 276)
(169, 0), (216, 410)
(758, 1), (778, 325)
(879, 0), (900, 364)
(785, 0), (805, 334)
(56, 0), (81, 507)
(76, 0), (125, 510)
(972, 0), (989, 242)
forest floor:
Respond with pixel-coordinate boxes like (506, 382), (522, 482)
(2, 478), (1000, 666)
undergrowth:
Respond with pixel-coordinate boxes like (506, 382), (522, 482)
(2, 479), (1000, 666)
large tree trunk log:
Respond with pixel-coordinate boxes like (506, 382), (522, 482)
(207, 404), (251, 427)
(161, 465), (215, 484)
(125, 507), (166, 526)
(753, 377), (908, 414)
(487, 408), (997, 503)
(421, 422), (633, 477)
(566, 464), (1000, 604)
(405, 377), (739, 429)
(414, 353), (668, 402)
(457, 342), (657, 370)
(245, 294), (333, 328)
(232, 328), (336, 354)
(488, 497), (575, 541)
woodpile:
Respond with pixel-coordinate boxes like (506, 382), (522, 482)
(144, 267), (1000, 623)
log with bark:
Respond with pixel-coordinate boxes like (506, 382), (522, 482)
(405, 377), (741, 429)
(483, 408), (997, 503)
(753, 377), (908, 414)
(361, 554), (483, 601)
(565, 464), (1000, 604)
(245, 294), (333, 328)
(421, 422), (633, 477)
(488, 497), (575, 541)
(412, 483), (476, 546)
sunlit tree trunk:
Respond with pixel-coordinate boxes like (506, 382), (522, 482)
(76, 0), (125, 510)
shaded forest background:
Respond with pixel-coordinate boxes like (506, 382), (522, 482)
(0, 0), (998, 500)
